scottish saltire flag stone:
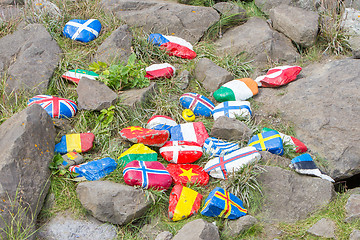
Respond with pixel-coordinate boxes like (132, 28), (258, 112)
(63, 19), (101, 43)
(62, 69), (98, 84)
(69, 157), (117, 181)
(120, 126), (169, 147)
(179, 93), (215, 117)
(182, 109), (195, 122)
(117, 143), (158, 168)
(204, 147), (261, 179)
(200, 187), (247, 219)
(60, 152), (84, 169)
(203, 137), (240, 157)
(166, 164), (209, 186)
(148, 33), (196, 59)
(213, 101), (252, 121)
(145, 63), (176, 80)
(123, 161), (172, 190)
(55, 133), (95, 154)
(258, 65), (302, 87)
(290, 153), (334, 182)
(168, 184), (203, 221)
(170, 122), (209, 147)
(213, 78), (259, 102)
(248, 130), (284, 156)
(262, 127), (307, 153)
(28, 95), (77, 119)
(146, 115), (177, 132)
(160, 141), (203, 164)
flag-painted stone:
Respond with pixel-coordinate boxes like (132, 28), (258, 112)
(120, 126), (169, 147)
(182, 109), (195, 122)
(145, 63), (176, 80)
(248, 130), (284, 155)
(28, 95), (77, 119)
(117, 143), (158, 168)
(123, 161), (172, 190)
(203, 137), (240, 157)
(63, 19), (101, 43)
(166, 163), (209, 186)
(160, 141), (203, 164)
(148, 33), (196, 59)
(55, 133), (95, 154)
(62, 69), (98, 84)
(204, 147), (261, 179)
(168, 184), (203, 221)
(170, 122), (209, 147)
(179, 93), (215, 117)
(262, 127), (307, 153)
(290, 153), (334, 182)
(146, 115), (177, 132)
(200, 187), (247, 219)
(213, 101), (252, 121)
(213, 78), (258, 102)
(259, 65), (302, 87)
(60, 152), (84, 169)
(69, 157), (117, 181)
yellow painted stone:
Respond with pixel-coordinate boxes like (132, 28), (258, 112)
(182, 109), (195, 122)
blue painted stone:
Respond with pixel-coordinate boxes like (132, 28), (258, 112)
(146, 115), (177, 132)
(69, 157), (117, 181)
(248, 130), (284, 155)
(179, 93), (215, 117)
(212, 101), (252, 121)
(63, 19), (101, 43)
(203, 137), (240, 157)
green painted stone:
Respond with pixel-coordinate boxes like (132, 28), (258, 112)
(117, 143), (158, 167)
(213, 86), (236, 102)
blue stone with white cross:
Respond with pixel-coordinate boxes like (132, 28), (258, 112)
(63, 19), (101, 43)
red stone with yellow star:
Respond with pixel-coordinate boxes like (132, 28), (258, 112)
(166, 163), (209, 186)
(120, 126), (169, 147)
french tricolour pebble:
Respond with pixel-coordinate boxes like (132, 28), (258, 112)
(166, 163), (209, 186)
(28, 95), (77, 119)
(69, 157), (117, 181)
(213, 78), (258, 102)
(54, 133), (95, 154)
(213, 101), (252, 121)
(146, 115), (177, 132)
(256, 65), (302, 87)
(203, 137), (240, 157)
(248, 130), (284, 156)
(63, 19), (101, 43)
(179, 92), (215, 117)
(262, 127), (307, 153)
(170, 122), (209, 147)
(120, 126), (169, 147)
(160, 141), (203, 164)
(62, 69), (98, 84)
(145, 63), (176, 80)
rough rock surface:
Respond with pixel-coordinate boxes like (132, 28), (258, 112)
(212, 2), (246, 23)
(254, 0), (319, 14)
(307, 218), (336, 239)
(137, 218), (163, 240)
(223, 215), (258, 237)
(76, 181), (150, 225)
(176, 70), (190, 90)
(194, 58), (233, 93)
(0, 104), (55, 239)
(345, 194), (360, 222)
(77, 77), (118, 111)
(257, 166), (335, 223)
(155, 231), (173, 240)
(255, 58), (360, 180)
(342, 8), (360, 35)
(259, 151), (290, 169)
(0, 5), (21, 22)
(0, 23), (62, 94)
(345, 0), (360, 9)
(0, 0), (23, 5)
(350, 229), (360, 240)
(210, 116), (253, 141)
(100, 0), (220, 44)
(349, 36), (360, 58)
(119, 82), (157, 107)
(93, 24), (133, 65)
(172, 219), (220, 240)
(25, 0), (61, 20)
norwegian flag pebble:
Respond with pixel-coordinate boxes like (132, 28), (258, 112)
(28, 95), (77, 119)
(117, 143), (158, 168)
(179, 92), (215, 117)
(257, 65), (302, 87)
(63, 19), (101, 43)
(123, 161), (172, 190)
(170, 122), (209, 147)
(213, 101), (252, 121)
(204, 147), (261, 179)
(55, 133), (95, 154)
(166, 163), (209, 186)
(203, 137), (240, 157)
(69, 157), (117, 181)
(248, 130), (284, 156)
(120, 126), (169, 147)
(148, 33), (196, 59)
(145, 63), (176, 80)
(62, 69), (98, 84)
(160, 141), (203, 164)
(213, 78), (258, 102)
(146, 115), (177, 132)
(262, 127), (307, 153)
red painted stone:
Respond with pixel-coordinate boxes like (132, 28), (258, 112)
(120, 126), (169, 147)
(166, 164), (209, 186)
(160, 141), (203, 164)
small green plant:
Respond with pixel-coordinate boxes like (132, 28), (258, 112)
(95, 105), (116, 130)
(89, 61), (108, 74)
(49, 154), (79, 178)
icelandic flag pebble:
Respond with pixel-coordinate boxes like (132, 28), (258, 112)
(213, 101), (252, 121)
(248, 130), (284, 156)
(179, 92), (215, 117)
(146, 115), (177, 132)
(170, 122), (209, 147)
(256, 66), (302, 87)
(69, 157), (117, 181)
(203, 137), (240, 157)
(204, 147), (261, 179)
(262, 127), (307, 153)
(289, 153), (334, 182)
(145, 63), (176, 80)
(148, 33), (196, 59)
(160, 141), (203, 164)
(63, 19), (101, 43)
(117, 143), (158, 168)
(166, 164), (209, 186)
(201, 187), (247, 219)
(213, 78), (258, 102)
(55, 133), (95, 154)
(28, 95), (77, 119)
(62, 69), (98, 84)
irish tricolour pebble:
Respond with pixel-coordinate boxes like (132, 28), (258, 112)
(63, 19), (101, 43)
(28, 95), (77, 119)
(179, 92), (215, 117)
(213, 78), (258, 102)
(145, 63), (176, 80)
(213, 101), (252, 121)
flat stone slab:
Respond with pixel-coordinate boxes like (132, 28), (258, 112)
(172, 219), (220, 240)
(345, 194), (360, 222)
(307, 218), (336, 239)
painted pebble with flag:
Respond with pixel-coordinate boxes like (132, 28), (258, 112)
(120, 126), (169, 147)
(201, 187), (247, 219)
(60, 152), (84, 169)
(168, 185), (203, 221)
(69, 157), (117, 181)
(145, 63), (176, 80)
(248, 130), (284, 156)
(28, 95), (78, 119)
(63, 19), (101, 43)
(213, 101), (252, 121)
(203, 137), (240, 157)
(117, 143), (158, 168)
(170, 122), (209, 147)
(179, 92), (215, 117)
(146, 115), (177, 132)
(160, 141), (203, 164)
(123, 161), (172, 190)
(204, 147), (261, 179)
(255, 65), (302, 87)
(213, 78), (258, 102)
(55, 133), (95, 154)
(62, 69), (99, 84)
(166, 163), (209, 186)
(262, 127), (307, 153)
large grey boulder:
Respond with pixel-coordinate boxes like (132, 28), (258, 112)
(342, 8), (360, 35)
(222, 215), (258, 238)
(254, 0), (319, 15)
(119, 82), (157, 107)
(172, 219), (220, 240)
(0, 104), (55, 239)
(212, 2), (247, 25)
(345, 194), (360, 222)
(76, 181), (151, 225)
(255, 58), (360, 180)
(0, 23), (62, 94)
(100, 0), (220, 44)
(257, 166), (335, 223)
(210, 116), (253, 142)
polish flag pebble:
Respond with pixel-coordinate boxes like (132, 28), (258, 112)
(262, 127), (307, 153)
(62, 69), (98, 84)
(160, 141), (203, 164)
(259, 65), (302, 87)
(145, 63), (176, 80)
(179, 92), (215, 117)
(63, 19), (101, 43)
(170, 122), (209, 147)
(28, 95), (77, 119)
(213, 101), (252, 121)
(213, 78), (258, 102)
(146, 115), (178, 132)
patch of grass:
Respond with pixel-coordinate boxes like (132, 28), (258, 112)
(236, 0), (267, 19)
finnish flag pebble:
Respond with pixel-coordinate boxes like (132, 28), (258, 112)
(203, 137), (240, 157)
(213, 78), (258, 102)
(145, 63), (176, 80)
(213, 101), (252, 121)
(63, 19), (101, 43)
(179, 92), (215, 117)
